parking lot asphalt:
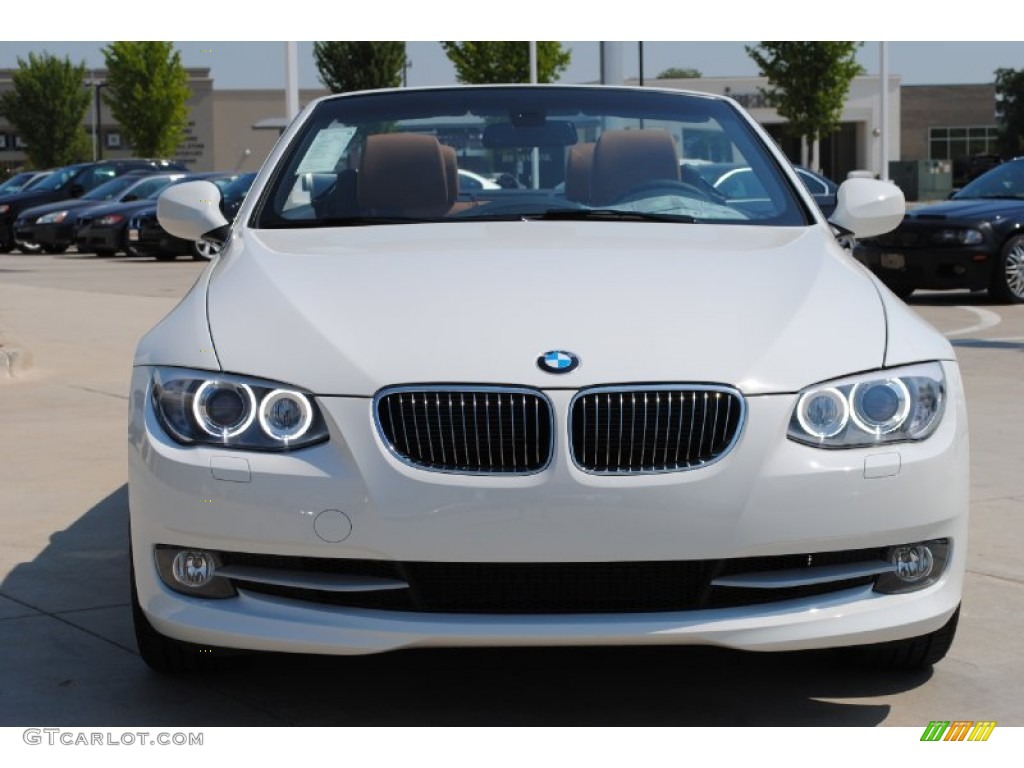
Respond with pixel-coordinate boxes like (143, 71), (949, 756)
(1, 250), (1022, 726)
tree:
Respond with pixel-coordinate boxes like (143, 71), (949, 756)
(0, 52), (91, 167)
(313, 42), (407, 93)
(995, 67), (1024, 158)
(657, 67), (702, 79)
(441, 42), (571, 84)
(101, 41), (190, 158)
(746, 42), (863, 169)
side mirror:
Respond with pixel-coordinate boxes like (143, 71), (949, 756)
(123, 194), (138, 202)
(157, 180), (230, 244)
(828, 178), (904, 239)
(69, 183), (85, 198)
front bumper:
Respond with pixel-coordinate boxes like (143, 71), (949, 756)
(30, 221), (75, 250)
(76, 223), (125, 253)
(127, 220), (189, 256)
(855, 241), (996, 291)
(128, 363), (969, 655)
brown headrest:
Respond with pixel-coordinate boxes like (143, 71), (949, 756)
(590, 130), (680, 206)
(564, 142), (595, 203)
(358, 133), (450, 218)
(441, 145), (458, 207)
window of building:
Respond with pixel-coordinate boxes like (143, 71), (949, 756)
(106, 132), (122, 150)
(929, 126), (999, 160)
(0, 134), (7, 150)
(14, 135), (27, 149)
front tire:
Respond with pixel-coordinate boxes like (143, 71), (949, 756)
(878, 273), (915, 300)
(847, 605), (960, 670)
(15, 240), (43, 254)
(130, 553), (221, 674)
(990, 235), (1024, 304)
(191, 239), (222, 261)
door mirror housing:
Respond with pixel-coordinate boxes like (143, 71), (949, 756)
(828, 178), (905, 239)
(157, 181), (230, 244)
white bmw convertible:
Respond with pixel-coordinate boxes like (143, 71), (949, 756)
(129, 85), (968, 673)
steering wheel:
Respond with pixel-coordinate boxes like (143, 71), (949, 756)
(614, 178), (727, 206)
(451, 199), (584, 218)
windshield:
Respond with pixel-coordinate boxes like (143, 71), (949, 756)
(256, 87), (809, 229)
(955, 159), (1024, 200)
(0, 172), (36, 194)
(221, 173), (257, 203)
(82, 175), (142, 201)
(30, 164), (88, 192)
(132, 176), (178, 200)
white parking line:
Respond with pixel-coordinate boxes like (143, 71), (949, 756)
(944, 306), (1002, 337)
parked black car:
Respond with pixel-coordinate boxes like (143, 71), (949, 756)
(0, 159), (185, 253)
(128, 172), (256, 260)
(855, 157), (1024, 302)
(687, 163), (839, 217)
(0, 170), (51, 196)
(76, 173), (239, 256)
(14, 172), (186, 254)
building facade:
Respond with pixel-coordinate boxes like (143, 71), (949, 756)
(0, 67), (327, 175)
(1, 67), (999, 196)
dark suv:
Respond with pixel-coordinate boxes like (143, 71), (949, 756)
(0, 159), (185, 253)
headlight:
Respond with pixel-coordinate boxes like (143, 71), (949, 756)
(788, 363), (945, 448)
(930, 228), (983, 245)
(151, 367), (329, 451)
(37, 210), (69, 224)
(0, 204), (10, 214)
(97, 214), (124, 226)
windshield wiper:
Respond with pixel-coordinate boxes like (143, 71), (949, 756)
(966, 194), (1024, 200)
(529, 208), (698, 223)
(268, 216), (437, 228)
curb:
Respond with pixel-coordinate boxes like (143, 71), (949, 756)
(0, 343), (33, 378)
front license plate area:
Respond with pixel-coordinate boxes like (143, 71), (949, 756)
(880, 252), (906, 270)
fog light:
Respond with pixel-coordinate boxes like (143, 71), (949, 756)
(874, 539), (949, 594)
(172, 550), (216, 588)
(893, 545), (934, 582)
(154, 546), (236, 598)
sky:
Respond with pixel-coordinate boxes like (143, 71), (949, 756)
(1, 41), (1021, 91)
(3, 1), (1020, 90)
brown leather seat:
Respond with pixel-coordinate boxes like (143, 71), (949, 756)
(590, 130), (680, 206)
(564, 142), (595, 204)
(358, 133), (450, 218)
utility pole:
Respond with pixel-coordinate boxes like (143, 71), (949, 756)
(880, 42), (890, 181)
(285, 42), (299, 122)
(529, 41), (540, 189)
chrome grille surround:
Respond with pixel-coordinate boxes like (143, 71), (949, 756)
(374, 386), (554, 475)
(569, 384), (745, 475)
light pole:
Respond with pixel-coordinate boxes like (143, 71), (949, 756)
(86, 80), (108, 161)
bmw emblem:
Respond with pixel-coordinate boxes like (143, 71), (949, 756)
(537, 350), (580, 374)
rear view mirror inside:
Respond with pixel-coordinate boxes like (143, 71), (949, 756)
(483, 121), (578, 149)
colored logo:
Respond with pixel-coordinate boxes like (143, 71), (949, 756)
(537, 350), (580, 374)
(920, 721), (997, 742)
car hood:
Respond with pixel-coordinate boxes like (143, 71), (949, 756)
(0, 188), (58, 211)
(79, 200), (154, 219)
(906, 197), (1024, 222)
(17, 198), (100, 221)
(205, 222), (886, 396)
